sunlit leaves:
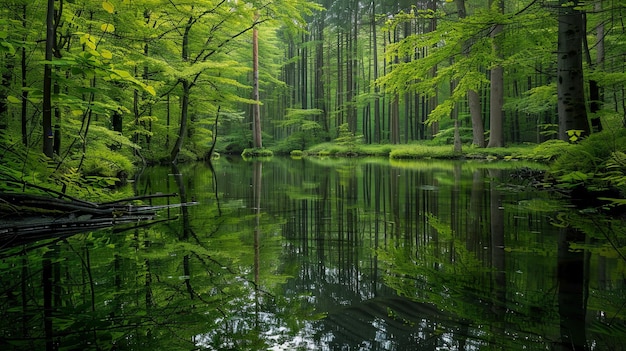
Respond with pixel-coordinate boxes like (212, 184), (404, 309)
(505, 83), (557, 115)
(100, 49), (113, 60)
(102, 1), (115, 14)
(100, 23), (115, 33)
(6, 95), (20, 104)
(79, 33), (97, 50)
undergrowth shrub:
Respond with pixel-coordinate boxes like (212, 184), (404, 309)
(528, 139), (571, 161)
(390, 145), (456, 159)
(551, 129), (626, 193)
(82, 149), (134, 178)
(242, 148), (274, 158)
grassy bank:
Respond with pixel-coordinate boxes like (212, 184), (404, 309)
(302, 140), (567, 163)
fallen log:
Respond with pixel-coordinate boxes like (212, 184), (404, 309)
(0, 191), (194, 250)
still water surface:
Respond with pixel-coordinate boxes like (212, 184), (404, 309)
(1, 157), (625, 350)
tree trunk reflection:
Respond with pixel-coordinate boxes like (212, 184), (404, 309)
(557, 226), (588, 350)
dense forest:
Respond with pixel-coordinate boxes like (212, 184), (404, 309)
(0, 0), (625, 198)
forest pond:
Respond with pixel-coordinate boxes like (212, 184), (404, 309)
(1, 157), (625, 350)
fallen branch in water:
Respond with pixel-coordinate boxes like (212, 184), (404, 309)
(0, 191), (195, 250)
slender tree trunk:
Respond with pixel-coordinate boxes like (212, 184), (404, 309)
(53, 81), (61, 155)
(0, 59), (11, 131)
(19, 5), (28, 145)
(586, 2), (604, 133)
(314, 14), (327, 133)
(487, 0), (504, 148)
(468, 90), (484, 146)
(165, 94), (170, 149)
(252, 18), (262, 149)
(372, 0), (381, 143)
(427, 0), (438, 138)
(171, 80), (190, 162)
(457, 0), (485, 147)
(43, 0), (55, 157)
(557, 0), (590, 141)
(451, 80), (462, 153)
(300, 32), (307, 109)
(336, 32), (343, 130)
(171, 18), (194, 162)
(346, 28), (354, 132)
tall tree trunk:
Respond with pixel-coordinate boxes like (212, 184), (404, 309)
(300, 32), (308, 109)
(165, 93), (170, 149)
(43, 0), (55, 158)
(346, 26), (355, 133)
(336, 31), (343, 130)
(585, 2), (604, 133)
(451, 80), (462, 153)
(171, 80), (190, 162)
(457, 0), (485, 147)
(18, 5), (28, 145)
(468, 89), (484, 146)
(0, 58), (11, 131)
(372, 0), (381, 143)
(171, 17), (193, 162)
(252, 20), (262, 149)
(427, 0), (438, 138)
(314, 13), (327, 133)
(390, 94), (400, 144)
(557, 0), (590, 141)
(389, 24), (400, 144)
(21, 26), (27, 146)
(487, 0), (504, 148)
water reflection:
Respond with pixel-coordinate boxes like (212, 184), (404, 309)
(0, 157), (625, 350)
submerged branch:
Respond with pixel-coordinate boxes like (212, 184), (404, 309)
(0, 191), (193, 250)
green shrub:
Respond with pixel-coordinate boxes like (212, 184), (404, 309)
(82, 150), (134, 178)
(242, 148), (274, 158)
(551, 129), (626, 193)
(527, 139), (571, 161)
(390, 144), (456, 159)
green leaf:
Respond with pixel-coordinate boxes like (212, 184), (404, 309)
(102, 1), (114, 14)
(6, 95), (20, 104)
(100, 49), (112, 60)
(145, 85), (156, 96)
(100, 23), (115, 33)
(0, 41), (15, 55)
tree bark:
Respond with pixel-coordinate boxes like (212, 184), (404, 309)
(557, 0), (590, 141)
(170, 80), (190, 162)
(43, 0), (55, 157)
(457, 0), (485, 147)
(314, 12), (327, 134)
(171, 17), (193, 162)
(586, 2), (604, 133)
(252, 19), (262, 149)
(487, 0), (504, 148)
(371, 0), (381, 143)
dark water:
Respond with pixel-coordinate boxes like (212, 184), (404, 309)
(1, 157), (625, 350)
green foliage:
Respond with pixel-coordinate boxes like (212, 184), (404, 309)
(242, 147), (274, 158)
(505, 83), (557, 115)
(290, 149), (303, 157)
(431, 126), (473, 146)
(333, 123), (362, 155)
(527, 139), (571, 162)
(551, 129), (626, 193)
(0, 130), (132, 201)
(390, 144), (457, 159)
(274, 108), (325, 152)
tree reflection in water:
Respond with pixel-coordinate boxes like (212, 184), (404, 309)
(0, 157), (625, 350)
